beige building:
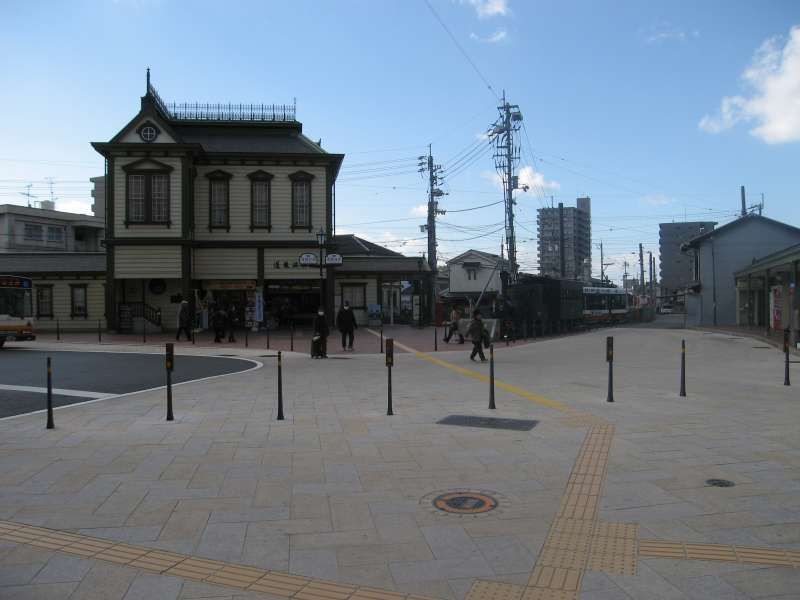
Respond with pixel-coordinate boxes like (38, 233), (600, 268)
(92, 72), (344, 331)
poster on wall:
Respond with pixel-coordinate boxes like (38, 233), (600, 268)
(772, 285), (783, 330)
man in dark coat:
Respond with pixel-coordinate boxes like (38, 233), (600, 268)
(176, 300), (192, 341)
(311, 308), (329, 358)
(467, 310), (487, 362)
(336, 300), (357, 351)
(212, 306), (227, 343)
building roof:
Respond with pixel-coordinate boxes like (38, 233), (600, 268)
(172, 124), (327, 155)
(682, 214), (800, 249)
(0, 252), (106, 274)
(335, 256), (430, 275)
(332, 234), (404, 257)
(734, 242), (800, 278)
(0, 204), (103, 225)
(447, 249), (507, 266)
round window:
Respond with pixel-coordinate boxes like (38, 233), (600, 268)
(140, 126), (157, 142)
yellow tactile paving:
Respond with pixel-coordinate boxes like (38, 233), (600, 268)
(638, 539), (800, 568)
(465, 580), (526, 600)
(0, 520), (452, 600)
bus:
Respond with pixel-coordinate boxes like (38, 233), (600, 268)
(583, 286), (630, 325)
(0, 275), (35, 347)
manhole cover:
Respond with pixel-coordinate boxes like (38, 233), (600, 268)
(706, 478), (735, 487)
(433, 491), (498, 514)
(437, 415), (538, 431)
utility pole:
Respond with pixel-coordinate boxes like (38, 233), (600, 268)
(600, 241), (604, 283)
(419, 146), (444, 324)
(639, 243), (645, 296)
(648, 251), (654, 301)
(740, 185), (747, 217)
(623, 260), (629, 290)
(558, 202), (565, 278)
(490, 91), (523, 283)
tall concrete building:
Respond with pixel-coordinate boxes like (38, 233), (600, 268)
(659, 221), (716, 300)
(537, 196), (591, 280)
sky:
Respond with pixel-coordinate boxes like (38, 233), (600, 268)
(1, 0), (799, 285)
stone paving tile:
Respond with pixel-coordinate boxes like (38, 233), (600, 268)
(722, 567), (800, 598)
(0, 581), (79, 600)
(32, 553), (94, 583)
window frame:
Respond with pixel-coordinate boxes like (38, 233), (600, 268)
(289, 171), (314, 232)
(248, 170), (273, 232)
(47, 226), (64, 244)
(340, 283), (367, 310)
(36, 284), (54, 319)
(69, 284), (88, 319)
(23, 223), (44, 242)
(206, 170), (232, 232)
(122, 159), (173, 227)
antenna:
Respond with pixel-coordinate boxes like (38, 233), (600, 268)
(18, 183), (37, 207)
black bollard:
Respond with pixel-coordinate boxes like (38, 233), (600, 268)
(434, 326), (438, 352)
(290, 324), (294, 352)
(245, 327), (249, 349)
(266, 326), (270, 350)
(277, 351), (284, 420)
(606, 336), (614, 403)
(56, 319), (60, 341)
(680, 339), (686, 397)
(143, 319), (147, 345)
(489, 344), (496, 409)
(386, 338), (394, 415)
(97, 320), (102, 343)
(784, 328), (791, 386)
(46, 357), (54, 429)
(165, 343), (174, 421)
(380, 326), (384, 354)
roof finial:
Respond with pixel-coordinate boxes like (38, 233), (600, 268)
(146, 67), (151, 92)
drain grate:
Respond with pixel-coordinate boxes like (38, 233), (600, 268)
(437, 414), (538, 431)
(706, 478), (735, 488)
(432, 491), (498, 514)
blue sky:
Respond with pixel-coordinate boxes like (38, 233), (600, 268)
(2, 0), (799, 283)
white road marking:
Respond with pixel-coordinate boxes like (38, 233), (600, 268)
(0, 384), (111, 399)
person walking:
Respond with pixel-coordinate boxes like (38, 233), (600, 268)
(226, 302), (238, 343)
(176, 300), (192, 341)
(467, 310), (488, 362)
(443, 306), (464, 344)
(311, 308), (329, 358)
(336, 300), (357, 351)
(212, 305), (227, 343)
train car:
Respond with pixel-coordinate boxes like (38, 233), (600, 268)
(582, 286), (629, 325)
(0, 275), (35, 347)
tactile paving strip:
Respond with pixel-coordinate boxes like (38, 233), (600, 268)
(0, 520), (439, 600)
(639, 539), (800, 568)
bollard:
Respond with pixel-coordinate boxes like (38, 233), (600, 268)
(165, 343), (174, 421)
(290, 324), (294, 352)
(46, 357), (54, 429)
(245, 327), (249, 349)
(434, 326), (438, 352)
(680, 339), (686, 397)
(143, 319), (147, 345)
(97, 320), (102, 343)
(56, 319), (60, 342)
(386, 338), (394, 415)
(606, 336), (614, 403)
(489, 344), (496, 409)
(277, 351), (284, 420)
(784, 328), (791, 386)
(266, 326), (270, 350)
(380, 326), (384, 354)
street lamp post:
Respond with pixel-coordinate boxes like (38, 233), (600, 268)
(316, 227), (326, 310)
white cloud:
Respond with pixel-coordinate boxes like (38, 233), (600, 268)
(459, 0), (509, 18)
(699, 26), (800, 144)
(469, 29), (507, 43)
(641, 23), (699, 45)
(410, 204), (428, 217)
(481, 166), (560, 193)
(640, 194), (672, 207)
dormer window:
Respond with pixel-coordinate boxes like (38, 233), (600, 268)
(122, 158), (173, 226)
(290, 171), (314, 231)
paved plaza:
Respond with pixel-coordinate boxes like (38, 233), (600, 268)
(0, 326), (799, 599)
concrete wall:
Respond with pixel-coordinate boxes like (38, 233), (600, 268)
(691, 220), (800, 326)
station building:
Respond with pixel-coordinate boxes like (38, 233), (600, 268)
(92, 73), (428, 332)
